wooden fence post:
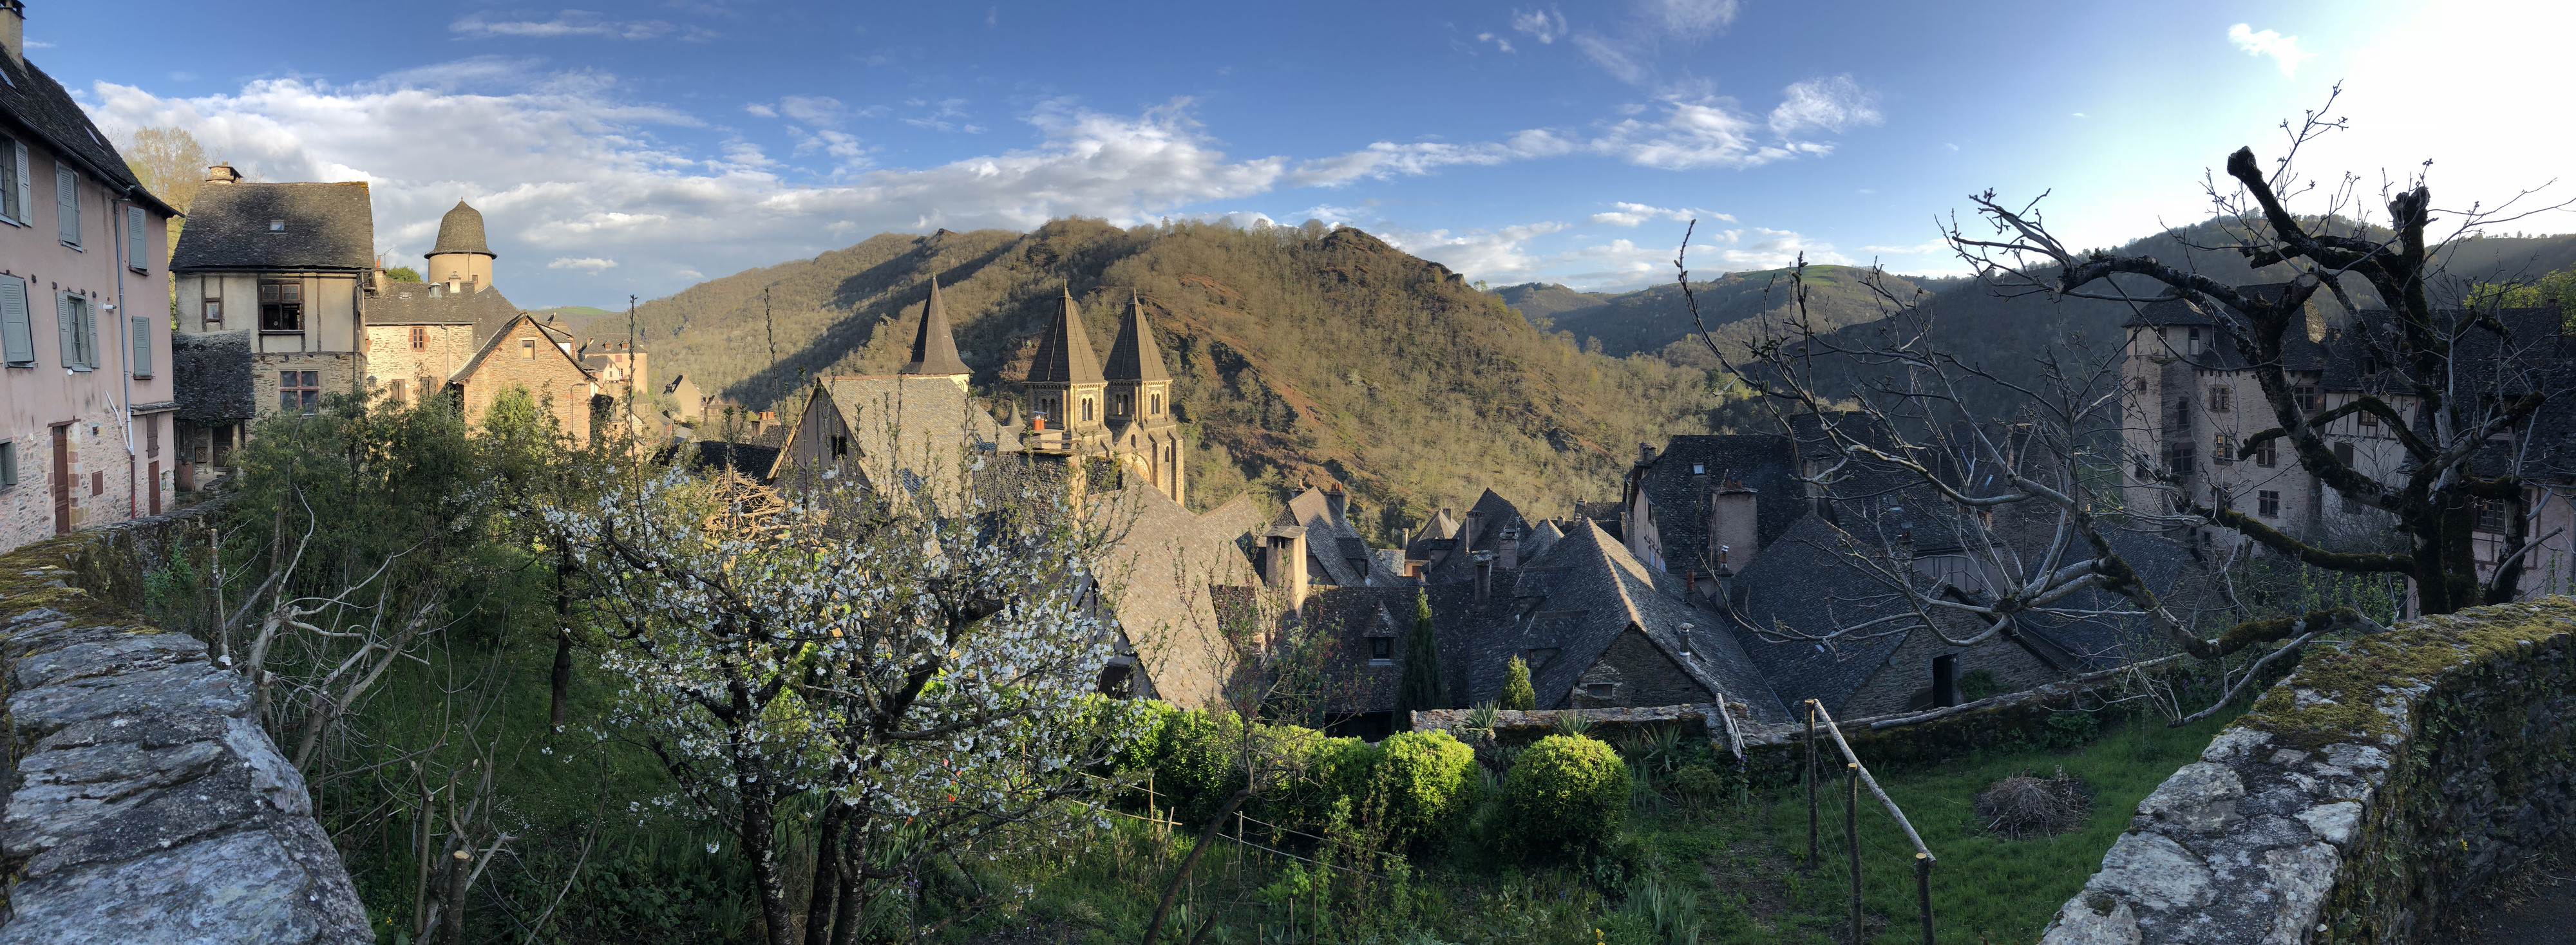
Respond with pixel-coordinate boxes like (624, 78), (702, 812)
(1917, 852), (1935, 944)
(1806, 700), (1820, 868)
(1847, 762), (1862, 945)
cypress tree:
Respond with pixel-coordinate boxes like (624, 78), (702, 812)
(1502, 655), (1536, 710)
(1395, 588), (1446, 729)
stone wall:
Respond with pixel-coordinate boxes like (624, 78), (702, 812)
(0, 518), (369, 942)
(2040, 598), (2576, 945)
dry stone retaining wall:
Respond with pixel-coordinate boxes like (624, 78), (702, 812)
(2040, 597), (2576, 944)
(0, 510), (369, 943)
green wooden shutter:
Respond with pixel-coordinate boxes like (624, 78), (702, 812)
(0, 277), (29, 364)
(53, 165), (75, 246)
(10, 141), (26, 226)
(126, 206), (146, 269)
(55, 292), (75, 367)
(80, 297), (96, 368)
(131, 315), (151, 377)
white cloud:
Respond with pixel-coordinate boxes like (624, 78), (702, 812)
(2228, 24), (2316, 77)
(84, 73), (1295, 304)
(902, 98), (977, 133)
(779, 95), (848, 126)
(23, 41), (53, 50)
(743, 102), (777, 118)
(1571, 33), (1647, 85)
(1378, 218), (1843, 290)
(1587, 201), (1730, 227)
(549, 256), (619, 272)
(1289, 130), (1572, 186)
(451, 11), (706, 41)
(1510, 8), (1567, 44)
(1768, 75), (1882, 136)
(1475, 32), (1516, 53)
(1642, 0), (1738, 39)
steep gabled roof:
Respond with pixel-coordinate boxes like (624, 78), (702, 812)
(1718, 515), (1968, 716)
(898, 276), (972, 376)
(1463, 520), (1785, 720)
(1026, 288), (1104, 384)
(822, 375), (1010, 512)
(450, 312), (596, 386)
(1093, 485), (1265, 709)
(363, 282), (522, 339)
(1275, 485), (1401, 586)
(1634, 434), (1805, 576)
(1103, 292), (1171, 382)
(0, 52), (178, 218)
(171, 183), (374, 271)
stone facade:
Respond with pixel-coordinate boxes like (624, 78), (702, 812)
(361, 323), (478, 406)
(1832, 617), (2067, 719)
(2040, 598), (2576, 944)
(245, 350), (362, 418)
(453, 315), (598, 443)
(0, 518), (369, 944)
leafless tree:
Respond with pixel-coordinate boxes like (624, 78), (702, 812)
(1674, 88), (2573, 702)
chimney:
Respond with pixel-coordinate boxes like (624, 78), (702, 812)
(204, 162), (242, 185)
(1, 1), (23, 68)
(1464, 509), (1483, 559)
(1498, 525), (1520, 570)
(1323, 484), (1349, 529)
(1710, 480), (1759, 576)
(1636, 442), (1658, 467)
(1264, 526), (1310, 615)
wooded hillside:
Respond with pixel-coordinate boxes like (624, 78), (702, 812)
(630, 220), (1730, 541)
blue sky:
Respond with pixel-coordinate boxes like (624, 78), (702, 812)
(31, 0), (2575, 308)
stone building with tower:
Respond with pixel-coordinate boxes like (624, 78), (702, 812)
(173, 187), (605, 457)
(1019, 288), (1186, 504)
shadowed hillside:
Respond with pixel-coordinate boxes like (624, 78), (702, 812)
(1503, 265), (1945, 359)
(629, 219), (1730, 541)
(1492, 282), (1613, 323)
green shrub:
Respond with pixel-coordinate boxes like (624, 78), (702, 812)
(1368, 730), (1477, 842)
(1959, 668), (2003, 702)
(1668, 763), (1729, 805)
(2043, 710), (2100, 751)
(1502, 734), (1629, 857)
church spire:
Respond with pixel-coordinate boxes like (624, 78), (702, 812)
(1027, 286), (1103, 385)
(898, 275), (971, 377)
(1103, 290), (1170, 382)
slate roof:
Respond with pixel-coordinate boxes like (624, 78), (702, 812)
(0, 51), (177, 217)
(822, 375), (1012, 511)
(1102, 292), (1171, 382)
(448, 312), (595, 390)
(1463, 520), (1787, 721)
(173, 332), (254, 423)
(1305, 583), (1490, 715)
(1632, 434), (1805, 577)
(1716, 515), (1937, 716)
(898, 277), (972, 376)
(1026, 288), (1104, 385)
(363, 282), (522, 340)
(1092, 486), (1265, 709)
(665, 440), (781, 480)
(1275, 486), (1403, 586)
(429, 200), (495, 257)
(1417, 489), (1529, 585)
(171, 183), (374, 271)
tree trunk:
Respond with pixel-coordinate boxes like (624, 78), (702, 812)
(802, 801), (851, 945)
(829, 830), (867, 945)
(444, 844), (469, 945)
(1141, 787), (1253, 945)
(734, 754), (795, 945)
(551, 548), (575, 729)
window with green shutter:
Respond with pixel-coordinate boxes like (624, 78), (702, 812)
(0, 277), (31, 366)
(54, 165), (77, 247)
(8, 141), (26, 228)
(0, 134), (17, 223)
(126, 206), (146, 270)
(0, 440), (15, 488)
(131, 315), (151, 377)
(55, 293), (93, 370)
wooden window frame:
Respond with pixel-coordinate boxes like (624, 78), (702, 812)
(279, 370), (320, 413)
(2258, 490), (2281, 518)
(410, 326), (427, 350)
(258, 281), (303, 333)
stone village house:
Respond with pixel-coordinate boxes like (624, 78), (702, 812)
(0, 2), (180, 553)
(173, 187), (607, 456)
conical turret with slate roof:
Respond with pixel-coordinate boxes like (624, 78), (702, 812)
(426, 200), (497, 290)
(1103, 290), (1184, 501)
(1023, 287), (1107, 436)
(899, 276), (972, 385)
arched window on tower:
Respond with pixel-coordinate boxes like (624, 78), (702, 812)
(1081, 398), (1094, 422)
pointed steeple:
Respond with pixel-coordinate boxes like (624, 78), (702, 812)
(1027, 287), (1104, 384)
(1103, 290), (1171, 382)
(898, 275), (972, 376)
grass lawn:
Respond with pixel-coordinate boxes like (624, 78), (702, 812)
(1730, 710), (2241, 944)
(974, 708), (2239, 945)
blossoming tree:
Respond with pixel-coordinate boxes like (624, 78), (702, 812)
(551, 461), (1147, 944)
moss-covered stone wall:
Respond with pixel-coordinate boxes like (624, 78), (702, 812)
(2039, 597), (2576, 944)
(0, 505), (370, 944)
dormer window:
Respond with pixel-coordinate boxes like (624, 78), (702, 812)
(269, 220), (284, 231)
(1691, 463), (1705, 474)
(1368, 638), (1392, 663)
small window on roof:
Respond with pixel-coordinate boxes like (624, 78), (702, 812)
(269, 220), (284, 232)
(1369, 638), (1392, 663)
(1692, 463), (1705, 474)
